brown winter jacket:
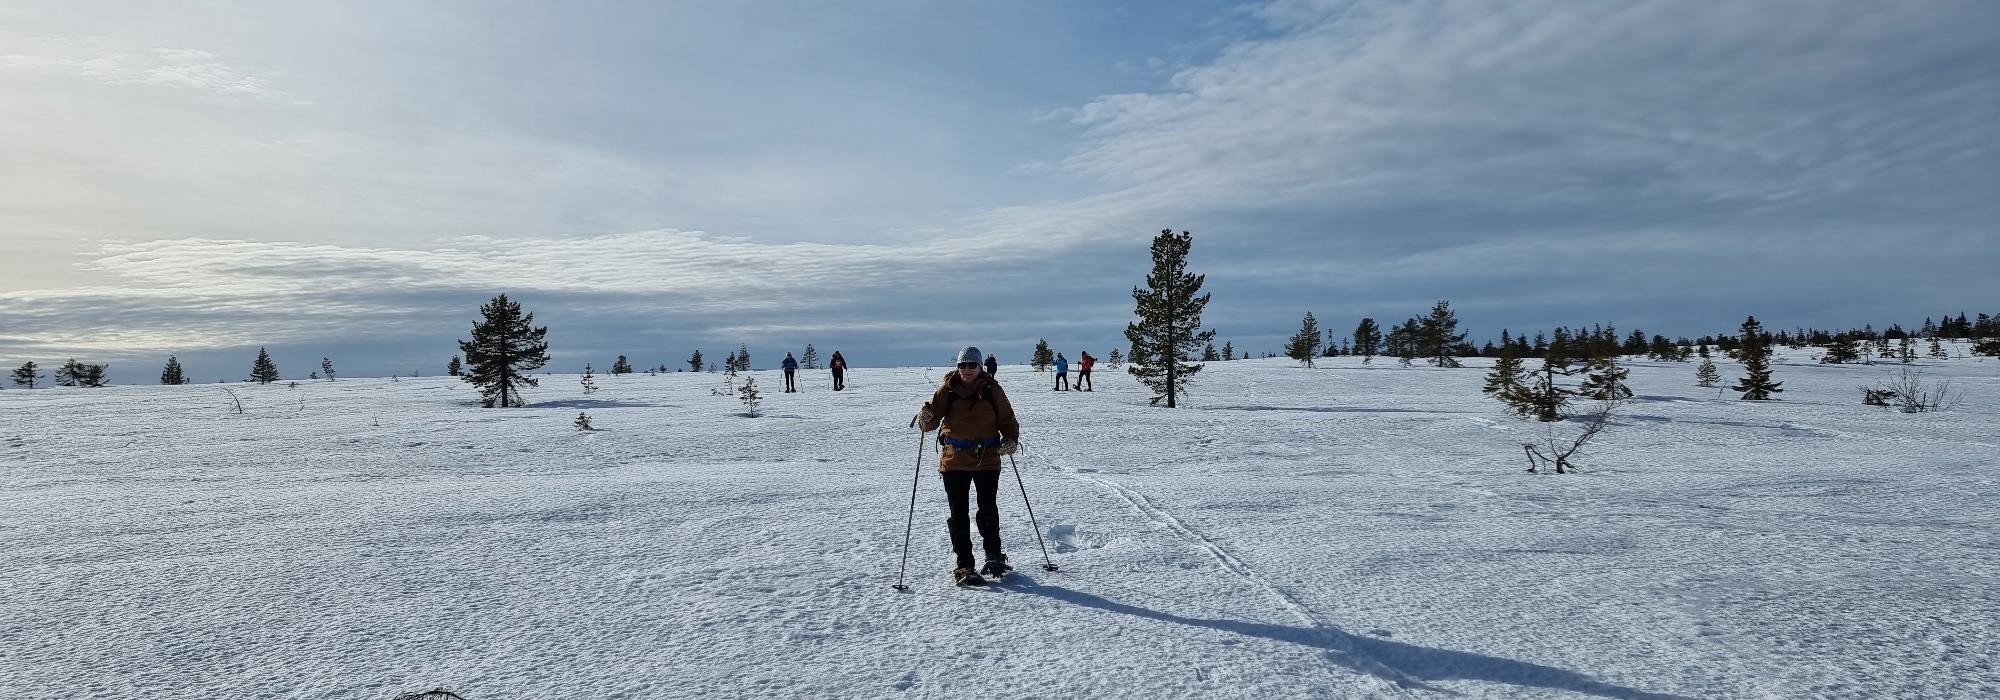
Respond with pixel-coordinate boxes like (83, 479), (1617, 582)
(917, 371), (1020, 472)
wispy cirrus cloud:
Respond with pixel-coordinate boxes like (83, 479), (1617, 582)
(1, 37), (286, 97)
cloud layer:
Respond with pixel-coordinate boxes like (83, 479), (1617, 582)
(2, 1), (1994, 382)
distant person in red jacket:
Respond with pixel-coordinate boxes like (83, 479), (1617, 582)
(1076, 351), (1095, 391)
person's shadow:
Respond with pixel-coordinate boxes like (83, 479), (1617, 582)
(993, 574), (1694, 699)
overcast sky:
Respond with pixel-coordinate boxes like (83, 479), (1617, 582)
(3, 0), (1995, 383)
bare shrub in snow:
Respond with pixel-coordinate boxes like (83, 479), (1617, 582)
(1861, 387), (1896, 407)
(575, 412), (595, 431)
(1863, 368), (1963, 413)
(393, 689), (466, 700)
(1522, 397), (1621, 474)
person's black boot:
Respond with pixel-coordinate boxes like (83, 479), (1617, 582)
(953, 566), (987, 586)
(980, 556), (1012, 580)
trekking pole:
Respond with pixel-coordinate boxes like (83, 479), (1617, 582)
(891, 425), (927, 590)
(1007, 451), (1060, 572)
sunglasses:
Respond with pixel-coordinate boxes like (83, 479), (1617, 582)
(957, 362), (980, 369)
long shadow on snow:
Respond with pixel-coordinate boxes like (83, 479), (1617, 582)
(1202, 405), (1475, 414)
(522, 399), (673, 409)
(997, 575), (1692, 700)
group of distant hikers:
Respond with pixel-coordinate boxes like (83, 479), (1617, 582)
(777, 350), (849, 393)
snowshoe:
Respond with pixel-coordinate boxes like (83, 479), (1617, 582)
(953, 567), (987, 587)
(980, 558), (1013, 581)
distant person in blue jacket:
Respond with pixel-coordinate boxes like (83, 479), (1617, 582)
(1053, 353), (1069, 391)
(781, 352), (799, 393)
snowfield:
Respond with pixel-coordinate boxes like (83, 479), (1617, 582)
(3, 348), (1996, 699)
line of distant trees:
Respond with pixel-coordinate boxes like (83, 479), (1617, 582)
(1262, 309), (1999, 365)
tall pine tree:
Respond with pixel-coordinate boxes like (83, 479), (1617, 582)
(161, 355), (187, 385)
(1286, 311), (1321, 367)
(1353, 317), (1382, 365)
(612, 355), (633, 374)
(801, 344), (818, 369)
(458, 293), (551, 408)
(1124, 229), (1214, 407)
(1736, 322), (1784, 400)
(1420, 301), (1466, 367)
(688, 349), (704, 373)
(250, 347), (280, 384)
(447, 355), (463, 376)
(55, 359), (108, 387)
(12, 361), (42, 388)
(1394, 318), (1420, 367)
(1032, 339), (1054, 371)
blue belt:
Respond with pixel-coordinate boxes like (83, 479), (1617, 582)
(939, 434), (1002, 451)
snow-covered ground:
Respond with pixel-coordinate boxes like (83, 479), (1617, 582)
(3, 346), (1996, 699)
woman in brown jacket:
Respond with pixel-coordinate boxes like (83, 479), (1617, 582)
(915, 346), (1020, 585)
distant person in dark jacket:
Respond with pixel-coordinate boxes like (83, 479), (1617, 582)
(983, 353), (998, 377)
(830, 351), (848, 391)
(781, 352), (799, 393)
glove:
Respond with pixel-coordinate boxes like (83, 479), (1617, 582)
(996, 439), (1019, 456)
(914, 407), (935, 428)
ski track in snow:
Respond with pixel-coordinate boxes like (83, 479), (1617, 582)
(1057, 462), (1431, 691)
(4, 347), (1998, 699)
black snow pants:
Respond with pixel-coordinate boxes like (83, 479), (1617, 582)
(941, 470), (1003, 568)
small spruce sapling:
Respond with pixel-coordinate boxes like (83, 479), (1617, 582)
(1695, 357), (1721, 387)
(1578, 352), (1633, 400)
(250, 347), (280, 384)
(1482, 343), (1526, 397)
(738, 376), (763, 417)
(580, 364), (599, 395)
(1501, 356), (1579, 422)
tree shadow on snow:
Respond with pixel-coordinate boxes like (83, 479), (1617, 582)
(522, 399), (673, 409)
(997, 575), (1693, 700)
(1202, 405), (1475, 415)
